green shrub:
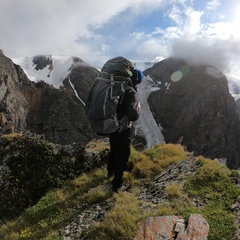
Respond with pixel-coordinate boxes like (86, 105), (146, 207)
(204, 208), (236, 240)
(183, 157), (240, 240)
(0, 136), (88, 220)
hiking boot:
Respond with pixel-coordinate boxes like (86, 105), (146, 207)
(112, 186), (119, 193)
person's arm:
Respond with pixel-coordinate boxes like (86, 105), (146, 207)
(125, 88), (140, 121)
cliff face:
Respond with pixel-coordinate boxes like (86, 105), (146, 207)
(0, 52), (31, 134)
(0, 52), (98, 144)
(145, 58), (240, 169)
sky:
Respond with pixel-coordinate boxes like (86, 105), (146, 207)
(1, 0), (240, 83)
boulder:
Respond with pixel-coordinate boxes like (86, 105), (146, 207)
(134, 214), (209, 240)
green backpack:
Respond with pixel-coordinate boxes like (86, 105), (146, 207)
(85, 56), (135, 135)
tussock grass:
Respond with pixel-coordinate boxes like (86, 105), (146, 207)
(85, 139), (109, 152)
(131, 143), (189, 179)
(145, 143), (188, 167)
(184, 156), (234, 200)
(165, 183), (184, 199)
(87, 192), (142, 240)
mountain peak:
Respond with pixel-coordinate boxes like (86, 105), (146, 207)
(145, 57), (240, 169)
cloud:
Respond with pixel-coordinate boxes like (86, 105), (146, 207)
(1, 0), (240, 83)
(164, 2), (240, 78)
(0, 0), (167, 63)
(1, 1), (129, 56)
(206, 0), (221, 10)
(170, 29), (240, 76)
(170, 38), (231, 71)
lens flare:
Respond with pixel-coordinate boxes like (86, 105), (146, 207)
(171, 65), (191, 82)
(171, 71), (182, 82)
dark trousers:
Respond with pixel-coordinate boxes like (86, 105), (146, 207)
(107, 128), (131, 189)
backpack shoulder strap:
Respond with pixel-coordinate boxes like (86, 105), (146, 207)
(119, 85), (134, 105)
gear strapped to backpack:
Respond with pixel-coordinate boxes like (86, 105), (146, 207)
(85, 56), (135, 135)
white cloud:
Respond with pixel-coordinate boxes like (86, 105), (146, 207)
(0, 0), (168, 65)
(170, 38), (231, 71)
(152, 27), (165, 35)
(137, 39), (169, 61)
(182, 8), (204, 38)
(159, 1), (240, 79)
(168, 5), (183, 24)
(206, 0), (221, 10)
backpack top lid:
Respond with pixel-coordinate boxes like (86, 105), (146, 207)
(101, 56), (135, 77)
(131, 69), (144, 85)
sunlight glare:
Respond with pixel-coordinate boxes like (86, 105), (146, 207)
(171, 65), (191, 82)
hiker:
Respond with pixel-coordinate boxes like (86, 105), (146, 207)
(85, 56), (144, 193)
(107, 68), (144, 193)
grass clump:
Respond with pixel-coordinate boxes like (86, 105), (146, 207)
(165, 183), (184, 199)
(184, 157), (237, 206)
(183, 156), (240, 240)
(130, 150), (156, 179)
(130, 144), (189, 180)
(151, 202), (176, 216)
(145, 143), (188, 168)
(87, 192), (142, 240)
(85, 139), (109, 152)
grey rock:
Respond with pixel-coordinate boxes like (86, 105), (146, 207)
(145, 58), (240, 169)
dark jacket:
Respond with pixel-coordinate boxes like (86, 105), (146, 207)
(117, 86), (140, 124)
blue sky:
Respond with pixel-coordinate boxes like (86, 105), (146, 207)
(1, 0), (240, 82)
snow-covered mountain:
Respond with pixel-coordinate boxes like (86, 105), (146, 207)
(11, 55), (156, 87)
(12, 55), (93, 88)
(11, 55), (240, 100)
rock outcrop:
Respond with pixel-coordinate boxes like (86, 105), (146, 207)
(0, 51), (31, 134)
(145, 58), (240, 169)
(0, 52), (98, 144)
(134, 214), (209, 240)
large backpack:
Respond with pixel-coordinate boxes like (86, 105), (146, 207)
(85, 56), (135, 135)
